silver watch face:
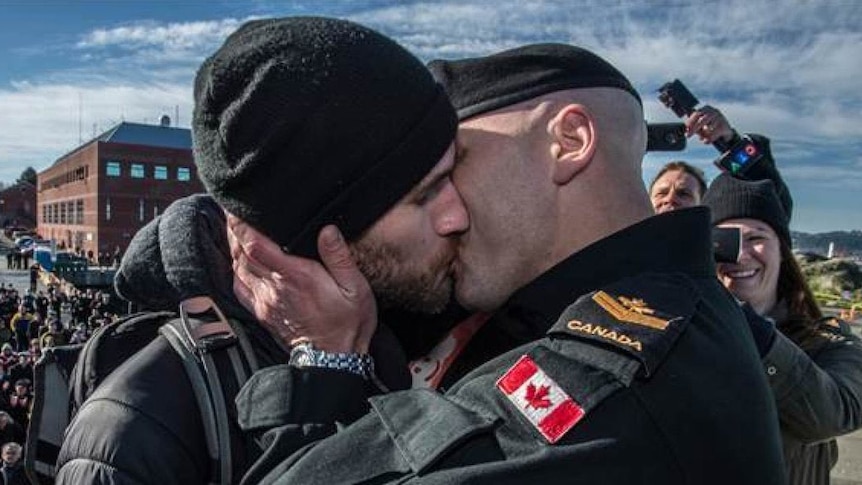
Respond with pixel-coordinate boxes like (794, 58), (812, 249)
(289, 345), (317, 367)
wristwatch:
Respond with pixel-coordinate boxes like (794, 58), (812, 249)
(289, 340), (375, 378)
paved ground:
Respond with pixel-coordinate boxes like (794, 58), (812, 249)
(835, 429), (862, 484)
(0, 266), (39, 294)
(833, 313), (862, 484)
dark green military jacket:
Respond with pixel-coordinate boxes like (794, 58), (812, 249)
(237, 207), (787, 484)
(764, 314), (862, 485)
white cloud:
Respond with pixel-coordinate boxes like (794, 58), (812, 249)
(351, 0), (862, 149)
(0, 0), (859, 229)
(780, 164), (862, 189)
(0, 81), (192, 181)
(76, 18), (247, 52)
(64, 18), (259, 85)
(0, 18), (241, 181)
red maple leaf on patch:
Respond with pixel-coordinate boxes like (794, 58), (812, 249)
(524, 383), (552, 409)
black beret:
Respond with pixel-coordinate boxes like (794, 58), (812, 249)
(193, 17), (456, 258)
(703, 174), (791, 247)
(428, 43), (641, 120)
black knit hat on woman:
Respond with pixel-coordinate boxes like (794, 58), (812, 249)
(193, 17), (456, 258)
(703, 173), (791, 247)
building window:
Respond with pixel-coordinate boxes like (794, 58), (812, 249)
(131, 163), (145, 179)
(177, 167), (191, 181)
(154, 165), (168, 180)
(60, 202), (67, 224)
(139, 198), (145, 222)
(105, 197), (111, 221)
(106, 161), (121, 177)
(76, 200), (84, 224)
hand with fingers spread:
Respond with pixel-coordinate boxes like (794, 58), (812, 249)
(227, 214), (377, 354)
(685, 104), (734, 145)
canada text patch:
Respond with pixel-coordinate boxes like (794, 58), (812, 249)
(547, 273), (699, 377)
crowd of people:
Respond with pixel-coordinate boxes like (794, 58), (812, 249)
(0, 278), (118, 482)
(0, 14), (858, 485)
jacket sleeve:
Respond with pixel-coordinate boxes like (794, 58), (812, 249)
(237, 320), (411, 484)
(763, 326), (862, 442)
(739, 133), (794, 221)
(236, 365), (380, 485)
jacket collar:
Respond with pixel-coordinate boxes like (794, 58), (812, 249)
(500, 206), (715, 336)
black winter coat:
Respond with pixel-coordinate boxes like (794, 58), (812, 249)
(55, 195), (292, 484)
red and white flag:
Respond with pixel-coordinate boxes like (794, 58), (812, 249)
(496, 355), (585, 443)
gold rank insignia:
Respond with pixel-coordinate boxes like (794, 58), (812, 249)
(592, 291), (670, 331)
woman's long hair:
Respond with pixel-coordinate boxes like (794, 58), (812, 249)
(775, 239), (823, 348)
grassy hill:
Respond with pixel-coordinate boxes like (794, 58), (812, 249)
(796, 253), (862, 308)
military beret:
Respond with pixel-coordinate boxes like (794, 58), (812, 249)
(428, 43), (641, 120)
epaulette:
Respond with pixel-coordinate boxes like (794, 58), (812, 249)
(546, 272), (700, 378)
(815, 316), (852, 342)
(493, 273), (700, 444)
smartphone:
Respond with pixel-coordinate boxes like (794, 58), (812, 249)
(712, 226), (742, 264)
(714, 136), (763, 175)
(657, 79), (700, 118)
(646, 123), (687, 152)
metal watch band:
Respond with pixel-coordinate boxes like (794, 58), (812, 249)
(289, 341), (375, 378)
(318, 351), (375, 377)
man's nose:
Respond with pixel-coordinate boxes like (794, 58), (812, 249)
(656, 193), (676, 210)
(434, 180), (470, 236)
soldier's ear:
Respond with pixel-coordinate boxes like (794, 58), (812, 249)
(548, 104), (596, 185)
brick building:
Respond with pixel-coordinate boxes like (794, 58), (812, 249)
(0, 181), (37, 230)
(37, 119), (204, 259)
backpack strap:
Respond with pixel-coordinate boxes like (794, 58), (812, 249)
(160, 298), (259, 485)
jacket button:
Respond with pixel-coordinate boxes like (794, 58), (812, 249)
(766, 366), (777, 376)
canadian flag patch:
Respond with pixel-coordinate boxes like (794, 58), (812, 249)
(496, 355), (585, 443)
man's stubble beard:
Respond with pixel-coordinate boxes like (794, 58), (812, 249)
(351, 238), (454, 314)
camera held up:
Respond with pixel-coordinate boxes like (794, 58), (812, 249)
(657, 79), (764, 176)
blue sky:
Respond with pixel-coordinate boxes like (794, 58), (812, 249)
(1, 0), (860, 233)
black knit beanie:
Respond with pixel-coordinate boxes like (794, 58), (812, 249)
(703, 174), (791, 246)
(427, 43), (641, 121)
(193, 17), (456, 258)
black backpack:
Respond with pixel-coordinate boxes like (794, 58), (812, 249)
(25, 298), (259, 485)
